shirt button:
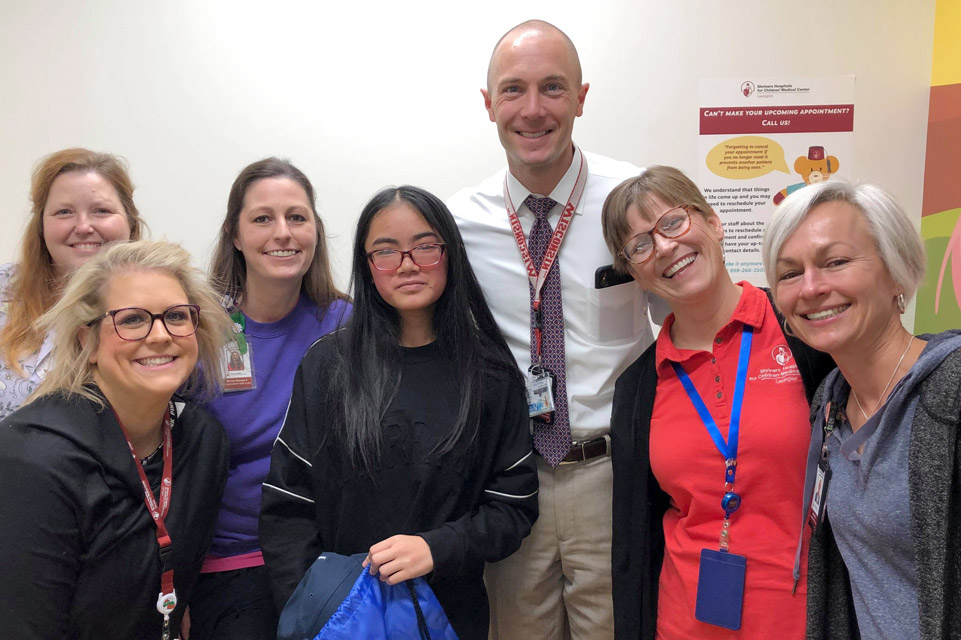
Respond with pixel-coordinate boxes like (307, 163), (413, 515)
(715, 376), (721, 383)
(716, 392), (723, 398)
(711, 357), (717, 364)
(715, 337), (722, 344)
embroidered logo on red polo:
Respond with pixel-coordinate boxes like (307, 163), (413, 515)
(771, 345), (793, 366)
(749, 344), (801, 384)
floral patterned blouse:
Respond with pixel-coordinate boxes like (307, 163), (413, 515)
(0, 263), (54, 421)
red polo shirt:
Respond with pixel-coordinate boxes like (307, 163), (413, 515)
(651, 282), (809, 639)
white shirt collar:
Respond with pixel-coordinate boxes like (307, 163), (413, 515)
(506, 145), (584, 217)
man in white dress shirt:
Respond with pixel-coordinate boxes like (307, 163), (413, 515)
(447, 20), (655, 640)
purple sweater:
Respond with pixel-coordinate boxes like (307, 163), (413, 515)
(205, 295), (350, 559)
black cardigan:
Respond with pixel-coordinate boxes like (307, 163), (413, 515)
(610, 290), (835, 640)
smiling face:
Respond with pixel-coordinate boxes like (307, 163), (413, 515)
(88, 270), (199, 407)
(625, 195), (725, 308)
(365, 201), (448, 329)
(483, 29), (588, 191)
(233, 177), (317, 291)
(42, 171), (133, 276)
(773, 201), (902, 357)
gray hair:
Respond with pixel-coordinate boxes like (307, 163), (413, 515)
(28, 240), (234, 408)
(762, 180), (925, 301)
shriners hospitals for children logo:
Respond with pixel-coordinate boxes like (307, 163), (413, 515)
(749, 344), (800, 384)
(772, 344), (793, 366)
(741, 81), (755, 97)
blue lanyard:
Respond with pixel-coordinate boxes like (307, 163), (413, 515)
(670, 325), (754, 486)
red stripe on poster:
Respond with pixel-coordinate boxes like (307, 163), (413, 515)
(700, 105), (854, 134)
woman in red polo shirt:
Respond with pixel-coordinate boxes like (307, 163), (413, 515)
(602, 166), (834, 639)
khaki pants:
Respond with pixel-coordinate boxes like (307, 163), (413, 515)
(485, 454), (614, 640)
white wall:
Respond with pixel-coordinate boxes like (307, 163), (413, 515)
(0, 0), (936, 290)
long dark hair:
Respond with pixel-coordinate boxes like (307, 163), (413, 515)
(209, 157), (347, 311)
(325, 185), (519, 471)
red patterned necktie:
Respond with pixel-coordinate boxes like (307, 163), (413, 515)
(524, 195), (572, 466)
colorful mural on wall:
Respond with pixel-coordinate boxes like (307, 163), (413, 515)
(916, 0), (961, 333)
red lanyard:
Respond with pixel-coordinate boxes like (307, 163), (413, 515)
(114, 402), (177, 623)
(503, 149), (588, 359)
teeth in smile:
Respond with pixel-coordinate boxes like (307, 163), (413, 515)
(519, 131), (548, 138)
(804, 305), (850, 321)
(73, 243), (101, 250)
(267, 250), (296, 257)
(137, 356), (174, 367)
(664, 254), (696, 278)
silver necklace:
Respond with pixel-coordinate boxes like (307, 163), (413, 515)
(851, 335), (914, 421)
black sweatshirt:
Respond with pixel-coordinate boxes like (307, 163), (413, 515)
(0, 391), (229, 640)
(260, 339), (538, 639)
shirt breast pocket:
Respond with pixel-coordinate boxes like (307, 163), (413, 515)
(587, 280), (644, 343)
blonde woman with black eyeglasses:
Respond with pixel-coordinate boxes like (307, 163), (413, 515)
(0, 240), (233, 640)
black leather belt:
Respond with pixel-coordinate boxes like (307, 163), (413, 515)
(558, 435), (610, 464)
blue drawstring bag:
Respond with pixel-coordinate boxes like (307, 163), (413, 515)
(277, 552), (459, 640)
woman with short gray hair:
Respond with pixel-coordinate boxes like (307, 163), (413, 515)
(763, 180), (961, 639)
(762, 180), (924, 299)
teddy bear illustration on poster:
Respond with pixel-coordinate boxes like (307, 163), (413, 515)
(772, 146), (840, 205)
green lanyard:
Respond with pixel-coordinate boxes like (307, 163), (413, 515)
(230, 311), (249, 354)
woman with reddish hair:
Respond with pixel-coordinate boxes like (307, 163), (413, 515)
(0, 148), (146, 420)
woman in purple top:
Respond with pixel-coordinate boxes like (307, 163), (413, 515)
(189, 158), (350, 639)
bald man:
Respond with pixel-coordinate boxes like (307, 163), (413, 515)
(448, 20), (655, 639)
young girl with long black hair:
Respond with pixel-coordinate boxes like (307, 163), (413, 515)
(260, 186), (538, 640)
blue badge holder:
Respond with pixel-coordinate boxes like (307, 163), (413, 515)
(694, 548), (746, 630)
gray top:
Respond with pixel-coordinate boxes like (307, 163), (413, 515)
(802, 331), (961, 639)
(803, 330), (961, 640)
(825, 376), (920, 640)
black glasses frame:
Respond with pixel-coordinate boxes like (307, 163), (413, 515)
(366, 243), (447, 271)
(89, 304), (201, 341)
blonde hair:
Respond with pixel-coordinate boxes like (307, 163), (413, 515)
(28, 240), (233, 408)
(0, 148), (147, 374)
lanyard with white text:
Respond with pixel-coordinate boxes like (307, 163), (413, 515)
(115, 401), (178, 639)
(503, 150), (588, 360)
(670, 325), (753, 551)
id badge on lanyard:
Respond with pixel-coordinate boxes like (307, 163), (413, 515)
(115, 402), (179, 640)
(671, 325), (753, 630)
(526, 364), (556, 419)
(223, 311), (255, 392)
(808, 401), (840, 534)
(504, 150), (587, 419)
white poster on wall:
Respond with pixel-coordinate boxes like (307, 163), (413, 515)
(698, 76), (855, 285)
